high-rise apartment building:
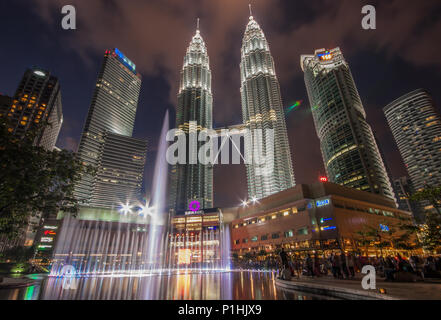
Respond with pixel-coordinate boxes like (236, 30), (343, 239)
(2, 68), (63, 151)
(170, 25), (213, 211)
(384, 89), (441, 214)
(301, 48), (395, 201)
(240, 15), (295, 200)
(75, 48), (146, 209)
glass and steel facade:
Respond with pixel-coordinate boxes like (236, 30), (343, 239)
(90, 132), (147, 209)
(170, 27), (213, 211)
(75, 49), (145, 208)
(301, 48), (395, 201)
(2, 68), (63, 151)
(240, 16), (295, 200)
(384, 89), (441, 214)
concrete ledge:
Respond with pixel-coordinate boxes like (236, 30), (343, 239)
(0, 278), (36, 289)
(275, 278), (400, 300)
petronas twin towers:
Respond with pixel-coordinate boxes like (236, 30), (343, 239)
(170, 14), (295, 211)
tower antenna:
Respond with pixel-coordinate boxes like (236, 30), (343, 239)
(197, 18), (200, 31)
(249, 3), (253, 16)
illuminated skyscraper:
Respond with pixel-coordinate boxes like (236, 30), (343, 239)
(301, 48), (395, 201)
(240, 15), (295, 200)
(170, 23), (213, 211)
(384, 89), (441, 213)
(2, 68), (63, 151)
(75, 48), (146, 209)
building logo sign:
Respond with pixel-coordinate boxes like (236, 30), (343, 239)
(188, 200), (201, 212)
(380, 224), (390, 232)
(316, 199), (330, 207)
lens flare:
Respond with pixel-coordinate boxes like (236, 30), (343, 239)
(285, 100), (303, 115)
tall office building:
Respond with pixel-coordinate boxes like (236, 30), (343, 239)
(384, 89), (441, 210)
(301, 48), (395, 201)
(240, 15), (295, 200)
(392, 176), (422, 221)
(75, 48), (146, 209)
(2, 68), (63, 151)
(170, 24), (213, 211)
(91, 132), (147, 209)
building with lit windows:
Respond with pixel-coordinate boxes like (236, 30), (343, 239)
(240, 15), (295, 200)
(2, 68), (63, 151)
(392, 176), (422, 222)
(0, 69), (63, 252)
(384, 89), (441, 215)
(169, 208), (225, 269)
(75, 48), (146, 209)
(301, 48), (395, 202)
(170, 24), (213, 211)
(91, 132), (147, 209)
(231, 182), (414, 257)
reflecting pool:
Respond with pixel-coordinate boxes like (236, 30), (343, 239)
(0, 271), (335, 300)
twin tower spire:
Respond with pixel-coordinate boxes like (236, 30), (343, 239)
(171, 9), (295, 211)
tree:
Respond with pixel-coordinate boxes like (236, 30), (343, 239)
(418, 211), (441, 253)
(410, 185), (441, 216)
(0, 117), (95, 239)
(0, 245), (35, 263)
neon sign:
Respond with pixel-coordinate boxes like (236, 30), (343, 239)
(318, 51), (332, 61)
(380, 224), (390, 232)
(44, 230), (56, 236)
(43, 225), (58, 230)
(114, 48), (136, 73)
(316, 199), (330, 207)
(320, 176), (328, 182)
(320, 226), (337, 231)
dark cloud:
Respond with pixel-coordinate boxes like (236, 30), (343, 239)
(10, 0), (441, 206)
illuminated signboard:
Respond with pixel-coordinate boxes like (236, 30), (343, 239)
(40, 237), (53, 243)
(114, 48), (136, 73)
(320, 226), (337, 231)
(320, 176), (328, 182)
(37, 245), (52, 250)
(320, 217), (332, 224)
(44, 230), (57, 236)
(316, 199), (330, 207)
(380, 224), (390, 232)
(318, 51), (332, 61)
(43, 225), (58, 230)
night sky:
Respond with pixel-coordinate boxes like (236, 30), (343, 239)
(1, 0), (441, 208)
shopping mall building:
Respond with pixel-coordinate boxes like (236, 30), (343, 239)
(231, 182), (416, 256)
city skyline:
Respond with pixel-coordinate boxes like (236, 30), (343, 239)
(1, 1), (441, 208)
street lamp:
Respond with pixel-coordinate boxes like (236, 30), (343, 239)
(119, 203), (132, 215)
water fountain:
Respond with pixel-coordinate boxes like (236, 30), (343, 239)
(49, 110), (230, 278)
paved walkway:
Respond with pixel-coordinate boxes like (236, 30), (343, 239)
(276, 274), (441, 300)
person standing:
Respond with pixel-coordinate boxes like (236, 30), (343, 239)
(340, 252), (349, 279)
(346, 253), (355, 279)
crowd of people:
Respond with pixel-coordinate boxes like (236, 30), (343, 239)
(234, 248), (441, 282)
